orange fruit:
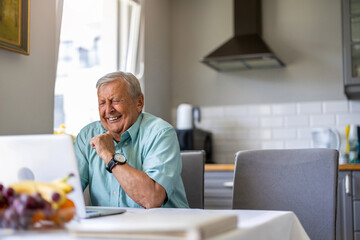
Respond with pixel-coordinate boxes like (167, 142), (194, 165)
(60, 198), (75, 209)
(51, 198), (76, 225)
(31, 210), (46, 223)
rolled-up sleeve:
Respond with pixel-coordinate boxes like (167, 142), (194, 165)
(142, 127), (181, 200)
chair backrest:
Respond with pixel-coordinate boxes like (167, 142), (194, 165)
(232, 148), (338, 240)
(181, 150), (205, 209)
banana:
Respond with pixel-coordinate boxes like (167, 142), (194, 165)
(10, 181), (66, 208)
(51, 173), (74, 194)
(9, 174), (74, 209)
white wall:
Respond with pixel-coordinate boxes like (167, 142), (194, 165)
(0, 0), (347, 135)
(0, 0), (58, 135)
(143, 0), (172, 122)
(171, 0), (345, 107)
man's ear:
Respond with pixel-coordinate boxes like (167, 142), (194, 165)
(136, 94), (144, 112)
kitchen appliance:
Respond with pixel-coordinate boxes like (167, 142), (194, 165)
(348, 125), (359, 162)
(176, 104), (201, 130)
(176, 104), (213, 163)
(201, 0), (284, 71)
(311, 128), (341, 150)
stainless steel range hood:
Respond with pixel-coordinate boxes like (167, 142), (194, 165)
(201, 0), (284, 72)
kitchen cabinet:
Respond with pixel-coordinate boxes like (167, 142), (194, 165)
(204, 170), (233, 209)
(337, 171), (353, 240)
(342, 0), (360, 99)
(352, 171), (360, 239)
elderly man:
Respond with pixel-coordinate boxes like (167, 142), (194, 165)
(74, 72), (189, 209)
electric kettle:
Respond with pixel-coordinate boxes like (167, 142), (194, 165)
(176, 104), (201, 130)
(311, 128), (341, 150)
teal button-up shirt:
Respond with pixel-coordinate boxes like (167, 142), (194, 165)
(74, 112), (189, 208)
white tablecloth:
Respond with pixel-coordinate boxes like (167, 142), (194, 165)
(0, 208), (310, 240)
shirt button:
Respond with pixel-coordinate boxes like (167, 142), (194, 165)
(115, 147), (119, 150)
(113, 191), (117, 195)
(125, 142), (128, 146)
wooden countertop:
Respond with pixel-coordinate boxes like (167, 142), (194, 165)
(205, 164), (360, 171)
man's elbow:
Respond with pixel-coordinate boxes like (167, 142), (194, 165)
(142, 191), (166, 209)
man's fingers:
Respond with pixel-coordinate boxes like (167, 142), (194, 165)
(89, 138), (97, 149)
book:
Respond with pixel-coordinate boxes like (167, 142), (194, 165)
(66, 211), (238, 240)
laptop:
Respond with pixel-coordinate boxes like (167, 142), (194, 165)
(0, 134), (125, 219)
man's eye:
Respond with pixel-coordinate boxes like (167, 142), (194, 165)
(99, 102), (105, 106)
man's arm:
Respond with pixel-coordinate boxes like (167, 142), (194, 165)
(89, 132), (166, 209)
(74, 133), (90, 191)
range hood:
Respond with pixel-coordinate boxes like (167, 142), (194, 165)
(201, 0), (284, 71)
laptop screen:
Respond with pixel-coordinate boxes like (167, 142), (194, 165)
(0, 134), (87, 218)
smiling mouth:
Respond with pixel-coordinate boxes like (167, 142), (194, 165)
(108, 116), (121, 121)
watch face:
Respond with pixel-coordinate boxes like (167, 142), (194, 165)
(113, 153), (126, 164)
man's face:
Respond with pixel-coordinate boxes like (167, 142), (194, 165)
(97, 79), (143, 141)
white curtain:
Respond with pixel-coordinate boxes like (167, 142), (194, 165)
(118, 0), (144, 80)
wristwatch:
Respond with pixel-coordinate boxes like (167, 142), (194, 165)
(106, 153), (127, 173)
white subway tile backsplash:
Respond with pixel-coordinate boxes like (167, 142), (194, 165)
(297, 102), (322, 114)
(310, 114), (336, 126)
(271, 103), (297, 115)
(176, 100), (358, 164)
(214, 128), (249, 140)
(236, 117), (260, 127)
(236, 141), (262, 150)
(229, 129), (249, 140)
(284, 115), (309, 127)
(261, 116), (284, 127)
(248, 104), (271, 115)
(297, 128), (312, 140)
(272, 128), (297, 140)
(337, 113), (360, 125)
(285, 140), (311, 149)
(349, 100), (360, 112)
(223, 105), (247, 117)
(323, 100), (348, 113)
(261, 141), (284, 149)
(248, 129), (272, 140)
(201, 106), (224, 118)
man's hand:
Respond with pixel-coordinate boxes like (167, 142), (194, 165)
(90, 132), (115, 164)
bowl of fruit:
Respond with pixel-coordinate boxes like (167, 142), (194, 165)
(0, 174), (76, 230)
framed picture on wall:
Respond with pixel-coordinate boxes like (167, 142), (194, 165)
(0, 0), (30, 55)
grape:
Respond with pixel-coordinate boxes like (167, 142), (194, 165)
(51, 192), (61, 202)
(32, 192), (42, 199)
(0, 185), (62, 230)
(0, 183), (4, 191)
(0, 191), (6, 207)
(3, 187), (15, 198)
(20, 194), (37, 209)
(13, 198), (26, 216)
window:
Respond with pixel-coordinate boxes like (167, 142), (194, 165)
(54, 0), (143, 136)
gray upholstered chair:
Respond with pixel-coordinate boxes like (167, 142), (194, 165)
(232, 148), (338, 240)
(181, 150), (205, 209)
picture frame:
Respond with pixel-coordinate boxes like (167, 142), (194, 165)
(0, 0), (30, 55)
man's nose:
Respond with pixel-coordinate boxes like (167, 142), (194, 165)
(105, 102), (115, 114)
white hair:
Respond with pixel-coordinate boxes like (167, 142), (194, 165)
(96, 72), (143, 100)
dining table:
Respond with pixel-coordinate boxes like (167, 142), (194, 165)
(0, 207), (310, 240)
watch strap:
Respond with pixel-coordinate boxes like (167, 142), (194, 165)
(106, 158), (117, 173)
